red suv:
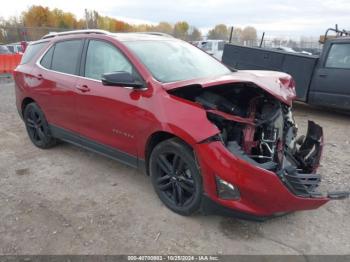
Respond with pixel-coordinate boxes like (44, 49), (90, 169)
(14, 30), (348, 220)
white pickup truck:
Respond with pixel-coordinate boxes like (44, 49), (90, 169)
(195, 40), (226, 60)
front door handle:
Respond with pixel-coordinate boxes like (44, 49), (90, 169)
(76, 84), (90, 92)
(319, 74), (328, 78)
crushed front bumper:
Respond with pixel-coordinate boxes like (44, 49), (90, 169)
(280, 121), (349, 200)
(195, 121), (348, 219)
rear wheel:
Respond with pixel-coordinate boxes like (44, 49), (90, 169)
(149, 138), (202, 216)
(23, 102), (57, 149)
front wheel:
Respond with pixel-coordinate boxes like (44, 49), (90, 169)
(149, 138), (203, 216)
(23, 102), (58, 149)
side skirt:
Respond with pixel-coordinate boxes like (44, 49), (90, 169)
(49, 125), (146, 172)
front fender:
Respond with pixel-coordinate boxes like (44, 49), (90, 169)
(137, 92), (220, 158)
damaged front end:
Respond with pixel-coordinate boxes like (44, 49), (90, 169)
(169, 81), (349, 201)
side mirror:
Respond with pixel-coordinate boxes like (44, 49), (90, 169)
(101, 71), (144, 89)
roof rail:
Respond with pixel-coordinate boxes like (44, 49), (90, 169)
(135, 32), (174, 38)
(41, 29), (110, 39)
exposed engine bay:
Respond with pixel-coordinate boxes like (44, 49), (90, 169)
(169, 82), (348, 199)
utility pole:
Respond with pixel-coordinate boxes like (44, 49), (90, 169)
(259, 32), (265, 48)
(229, 26), (234, 43)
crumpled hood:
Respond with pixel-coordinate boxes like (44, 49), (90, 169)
(162, 70), (297, 106)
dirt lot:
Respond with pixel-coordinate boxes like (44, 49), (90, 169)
(0, 79), (349, 255)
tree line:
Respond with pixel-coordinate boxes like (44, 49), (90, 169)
(0, 5), (257, 44)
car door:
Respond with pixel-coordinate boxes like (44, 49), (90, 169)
(75, 39), (145, 162)
(33, 39), (84, 133)
(309, 42), (350, 109)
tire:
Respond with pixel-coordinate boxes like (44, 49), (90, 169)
(23, 102), (57, 149)
(149, 138), (202, 216)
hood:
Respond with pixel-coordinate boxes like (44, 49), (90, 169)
(162, 70), (297, 106)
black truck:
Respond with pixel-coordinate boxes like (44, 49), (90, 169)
(222, 27), (350, 110)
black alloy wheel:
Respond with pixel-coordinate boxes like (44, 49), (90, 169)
(23, 103), (57, 149)
(150, 138), (202, 215)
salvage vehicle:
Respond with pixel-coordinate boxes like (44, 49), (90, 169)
(0, 45), (11, 54)
(222, 26), (350, 110)
(14, 30), (349, 220)
(6, 42), (24, 54)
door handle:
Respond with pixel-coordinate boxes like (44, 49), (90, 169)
(76, 84), (90, 92)
(36, 74), (43, 80)
(319, 74), (328, 78)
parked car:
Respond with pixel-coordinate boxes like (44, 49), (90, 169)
(0, 45), (11, 54)
(222, 27), (350, 110)
(14, 30), (348, 220)
(6, 43), (23, 54)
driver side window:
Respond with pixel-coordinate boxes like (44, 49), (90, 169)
(325, 43), (350, 69)
(85, 40), (133, 80)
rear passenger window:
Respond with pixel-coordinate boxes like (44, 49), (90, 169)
(51, 40), (83, 75)
(20, 42), (48, 64)
(40, 46), (54, 69)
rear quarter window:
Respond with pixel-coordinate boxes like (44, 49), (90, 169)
(20, 42), (48, 64)
(40, 46), (54, 69)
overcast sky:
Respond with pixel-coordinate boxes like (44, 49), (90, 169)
(1, 0), (349, 38)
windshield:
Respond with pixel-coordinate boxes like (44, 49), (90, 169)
(124, 40), (231, 83)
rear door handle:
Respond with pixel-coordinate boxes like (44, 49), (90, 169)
(36, 74), (43, 80)
(76, 84), (90, 92)
(319, 74), (328, 78)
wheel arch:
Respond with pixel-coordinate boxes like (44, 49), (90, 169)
(21, 97), (36, 115)
(144, 131), (193, 175)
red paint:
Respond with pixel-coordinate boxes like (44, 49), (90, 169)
(195, 142), (328, 216)
(242, 96), (258, 154)
(206, 109), (255, 125)
(163, 70), (297, 106)
(13, 33), (329, 218)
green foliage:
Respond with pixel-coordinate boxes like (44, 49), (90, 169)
(188, 27), (202, 41)
(208, 24), (229, 40)
(173, 21), (189, 39)
(241, 26), (257, 42)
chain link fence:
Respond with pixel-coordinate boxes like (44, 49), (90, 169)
(229, 37), (323, 55)
(1, 26), (324, 55)
(0, 26), (69, 44)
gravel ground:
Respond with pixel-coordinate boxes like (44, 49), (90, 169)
(0, 79), (349, 255)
